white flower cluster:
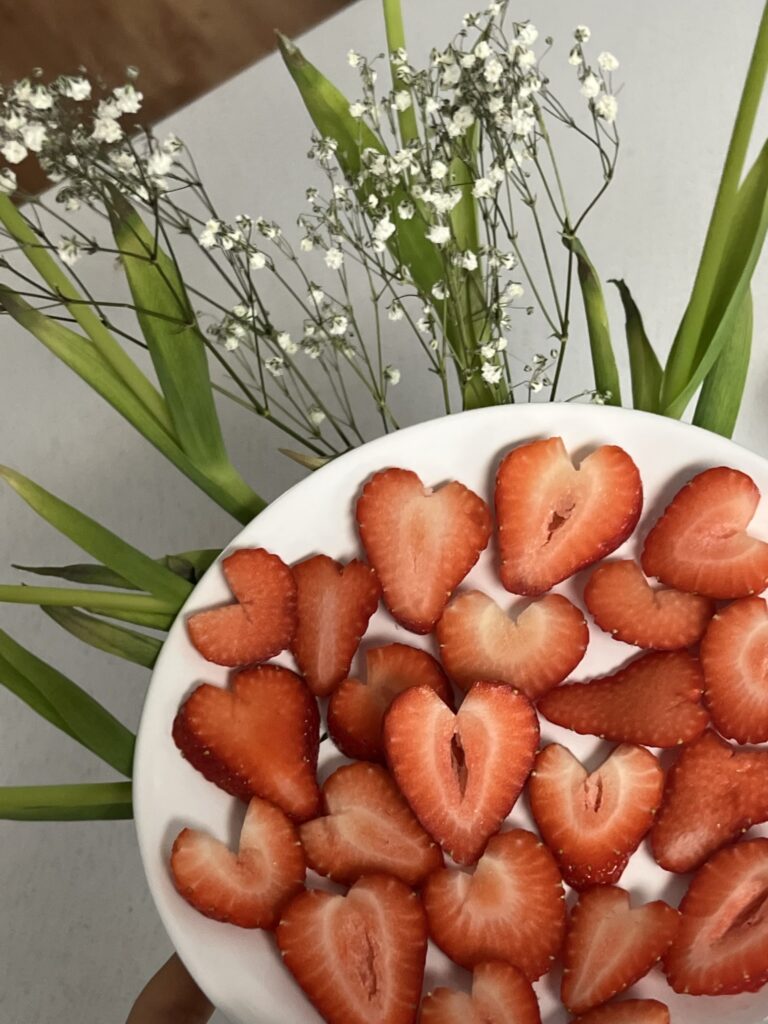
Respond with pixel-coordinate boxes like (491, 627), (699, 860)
(568, 25), (619, 122)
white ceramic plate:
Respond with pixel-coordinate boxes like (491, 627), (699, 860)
(134, 403), (768, 1024)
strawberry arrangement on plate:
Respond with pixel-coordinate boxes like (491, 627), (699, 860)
(166, 434), (768, 1024)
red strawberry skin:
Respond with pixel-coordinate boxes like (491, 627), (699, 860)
(276, 874), (428, 1024)
(419, 961), (541, 1024)
(529, 743), (663, 890)
(664, 837), (768, 995)
(222, 547), (297, 625)
(291, 555), (380, 696)
(356, 467), (492, 633)
(170, 796), (305, 929)
(172, 664), (321, 821)
(495, 437), (642, 595)
(437, 591), (588, 700)
(584, 559), (715, 650)
(384, 682), (539, 864)
(651, 729), (768, 873)
(561, 886), (679, 1014)
(570, 1000), (670, 1024)
(642, 466), (768, 599)
(299, 762), (443, 886)
(423, 829), (566, 980)
(328, 643), (452, 763)
(701, 596), (768, 742)
(538, 650), (709, 748)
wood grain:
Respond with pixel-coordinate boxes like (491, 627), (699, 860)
(0, 0), (352, 193)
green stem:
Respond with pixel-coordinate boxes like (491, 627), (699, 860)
(0, 782), (133, 821)
(0, 585), (179, 614)
(661, 0), (768, 407)
(382, 0), (419, 146)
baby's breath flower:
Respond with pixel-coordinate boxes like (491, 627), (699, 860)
(147, 148), (174, 179)
(325, 247), (344, 270)
(481, 363), (503, 384)
(472, 177), (495, 199)
(1, 140), (27, 164)
(500, 252), (517, 270)
(432, 281), (448, 300)
(384, 365), (401, 385)
(441, 63), (461, 87)
(249, 251), (267, 269)
(484, 58), (504, 85)
(198, 219), (221, 249)
(516, 49), (537, 69)
(349, 101), (367, 119)
(113, 84), (143, 114)
(309, 285), (325, 303)
(480, 343), (496, 360)
(495, 337), (509, 352)
(110, 150), (137, 173)
(568, 46), (584, 66)
(21, 123), (47, 152)
(461, 250), (478, 271)
(329, 314), (349, 336)
(57, 236), (84, 267)
(430, 159), (448, 180)
(3, 111), (27, 132)
(308, 406), (326, 426)
(277, 331), (298, 354)
(580, 73), (602, 99)
(598, 51), (620, 71)
(474, 40), (491, 60)
(393, 91), (412, 112)
(461, 53), (477, 69)
(416, 316), (432, 333)
(92, 115), (122, 143)
(594, 94), (618, 122)
(517, 23), (538, 46)
(426, 224), (450, 246)
(265, 356), (285, 377)
(347, 49), (362, 68)
(501, 281), (524, 304)
(425, 96), (440, 114)
(28, 86), (53, 110)
(574, 25), (591, 43)
(62, 76), (91, 101)
(299, 237), (314, 252)
(0, 167), (17, 193)
(373, 214), (396, 249)
(387, 301), (404, 321)
(452, 105), (475, 131)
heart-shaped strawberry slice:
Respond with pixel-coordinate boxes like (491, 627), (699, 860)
(384, 682), (539, 864)
(529, 743), (664, 889)
(328, 642), (453, 762)
(419, 961), (541, 1024)
(495, 437), (642, 595)
(423, 829), (565, 979)
(642, 466), (768, 598)
(170, 796), (305, 928)
(436, 590), (588, 699)
(299, 762), (442, 886)
(277, 874), (428, 1024)
(187, 547), (297, 667)
(172, 664), (321, 821)
(571, 1002), (671, 1024)
(356, 468), (492, 633)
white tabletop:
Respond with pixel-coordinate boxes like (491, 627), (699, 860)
(1, 1), (767, 1021)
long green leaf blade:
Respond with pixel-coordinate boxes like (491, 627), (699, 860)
(0, 630), (135, 776)
(0, 653), (76, 739)
(0, 585), (175, 614)
(565, 236), (621, 404)
(0, 466), (190, 605)
(693, 290), (753, 437)
(86, 607), (173, 631)
(610, 279), (662, 412)
(13, 548), (220, 589)
(42, 606), (161, 668)
(0, 782), (133, 821)
(382, 0), (419, 146)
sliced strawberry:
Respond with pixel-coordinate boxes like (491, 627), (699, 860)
(172, 664), (321, 821)
(170, 796), (305, 928)
(328, 643), (453, 762)
(436, 591), (588, 699)
(290, 555), (380, 697)
(187, 547), (297, 667)
(570, 1000), (670, 1024)
(641, 466), (768, 599)
(701, 596), (768, 742)
(495, 437), (642, 596)
(529, 743), (663, 890)
(276, 874), (428, 1024)
(423, 829), (565, 980)
(356, 467), (492, 633)
(650, 730), (768, 872)
(665, 837), (768, 994)
(419, 961), (541, 1024)
(561, 886), (679, 1014)
(384, 682), (539, 864)
(584, 559), (715, 649)
(538, 650), (708, 747)
(299, 762), (443, 886)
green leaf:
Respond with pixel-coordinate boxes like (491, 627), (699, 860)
(661, 141), (768, 418)
(0, 289), (265, 523)
(610, 279), (662, 413)
(0, 585), (176, 614)
(87, 607), (174, 631)
(0, 652), (77, 739)
(0, 466), (190, 606)
(564, 236), (621, 405)
(162, 548), (220, 582)
(42, 606), (161, 668)
(279, 448), (334, 471)
(13, 548), (220, 589)
(0, 782), (133, 821)
(0, 630), (135, 776)
(382, 0), (419, 146)
(693, 290), (753, 437)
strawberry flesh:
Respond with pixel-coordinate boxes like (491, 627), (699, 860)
(291, 554), (380, 696)
(419, 961), (542, 1024)
(172, 664), (321, 821)
(651, 729), (768, 872)
(561, 885), (679, 1014)
(356, 467), (491, 633)
(276, 874), (428, 1024)
(701, 596), (768, 742)
(170, 796), (305, 928)
(384, 682), (539, 864)
(642, 466), (768, 599)
(328, 642), (453, 762)
(299, 762), (443, 886)
(423, 829), (565, 980)
(495, 437), (642, 595)
(437, 590), (588, 699)
(529, 742), (663, 890)
(570, 1000), (670, 1024)
(584, 559), (714, 649)
(538, 649), (708, 747)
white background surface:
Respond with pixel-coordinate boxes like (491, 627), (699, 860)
(1, 1), (767, 1021)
